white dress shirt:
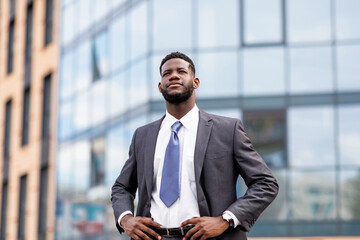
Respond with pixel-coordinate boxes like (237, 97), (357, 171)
(118, 105), (240, 228)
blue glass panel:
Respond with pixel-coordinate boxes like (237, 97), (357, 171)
(338, 104), (360, 166)
(197, 51), (238, 97)
(336, 0), (360, 40)
(153, 0), (192, 50)
(336, 45), (360, 91)
(287, 0), (331, 43)
(288, 106), (335, 167)
(197, 0), (239, 47)
(243, 47), (285, 95)
(289, 46), (333, 93)
(243, 0), (282, 44)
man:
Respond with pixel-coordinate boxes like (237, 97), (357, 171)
(111, 52), (278, 240)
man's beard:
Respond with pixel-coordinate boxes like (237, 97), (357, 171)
(160, 84), (194, 104)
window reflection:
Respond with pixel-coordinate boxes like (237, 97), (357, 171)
(92, 30), (109, 82)
(197, 51), (238, 97)
(339, 105), (360, 166)
(336, 45), (360, 91)
(287, 0), (331, 43)
(244, 110), (286, 169)
(91, 79), (108, 126)
(91, 136), (106, 187)
(336, 0), (360, 40)
(340, 170), (360, 220)
(78, 0), (93, 34)
(58, 101), (74, 140)
(243, 0), (283, 44)
(74, 90), (90, 133)
(61, 2), (77, 45)
(289, 46), (333, 93)
(243, 47), (285, 95)
(130, 2), (148, 61)
(290, 171), (336, 220)
(74, 40), (91, 93)
(109, 16), (127, 73)
(288, 106), (335, 167)
(197, 0), (239, 48)
(153, 0), (192, 50)
(106, 125), (127, 186)
(109, 72), (127, 118)
(130, 60), (148, 108)
(60, 51), (74, 100)
(73, 141), (91, 193)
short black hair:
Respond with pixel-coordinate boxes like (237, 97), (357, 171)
(159, 52), (196, 76)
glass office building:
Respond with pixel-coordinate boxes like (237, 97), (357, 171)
(57, 0), (360, 239)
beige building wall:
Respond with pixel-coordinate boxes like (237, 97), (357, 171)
(0, 0), (59, 239)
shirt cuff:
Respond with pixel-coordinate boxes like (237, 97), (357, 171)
(118, 211), (133, 227)
(222, 210), (240, 228)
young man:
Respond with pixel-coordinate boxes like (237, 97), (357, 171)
(112, 52), (278, 240)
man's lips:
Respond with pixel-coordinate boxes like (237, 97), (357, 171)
(167, 83), (183, 88)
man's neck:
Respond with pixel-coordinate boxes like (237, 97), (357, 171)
(165, 99), (196, 120)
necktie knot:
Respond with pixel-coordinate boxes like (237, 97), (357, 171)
(171, 121), (182, 134)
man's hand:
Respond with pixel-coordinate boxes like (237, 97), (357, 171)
(121, 214), (163, 240)
(180, 216), (229, 240)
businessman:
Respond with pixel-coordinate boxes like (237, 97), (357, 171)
(111, 52), (278, 240)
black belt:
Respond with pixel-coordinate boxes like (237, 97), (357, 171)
(151, 225), (194, 237)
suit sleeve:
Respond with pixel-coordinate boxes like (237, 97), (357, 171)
(111, 129), (138, 233)
(226, 119), (279, 232)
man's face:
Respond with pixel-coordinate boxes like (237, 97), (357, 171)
(158, 58), (199, 104)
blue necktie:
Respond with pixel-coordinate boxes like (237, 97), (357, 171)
(160, 121), (182, 208)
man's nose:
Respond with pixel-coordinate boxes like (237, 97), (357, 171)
(169, 72), (180, 80)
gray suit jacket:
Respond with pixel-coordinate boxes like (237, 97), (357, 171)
(111, 110), (279, 240)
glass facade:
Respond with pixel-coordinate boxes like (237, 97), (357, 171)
(57, 0), (360, 238)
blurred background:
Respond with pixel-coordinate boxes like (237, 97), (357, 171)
(0, 0), (360, 239)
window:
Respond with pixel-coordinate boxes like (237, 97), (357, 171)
(340, 170), (360, 220)
(7, 20), (15, 74)
(3, 100), (12, 180)
(197, 51), (239, 97)
(336, 45), (360, 91)
(90, 136), (106, 186)
(338, 105), (360, 166)
(92, 30), (109, 82)
(0, 183), (8, 240)
(130, 1), (147, 61)
(41, 74), (51, 165)
(38, 167), (48, 240)
(18, 175), (27, 240)
(289, 46), (333, 93)
(289, 171), (336, 221)
(109, 16), (127, 73)
(153, 0), (192, 50)
(243, 110), (287, 168)
(129, 60), (148, 108)
(44, 0), (53, 45)
(198, 0), (239, 48)
(287, 0), (331, 43)
(74, 40), (91, 93)
(335, 0), (360, 40)
(243, 0), (284, 45)
(24, 2), (33, 85)
(243, 47), (285, 95)
(288, 106), (335, 168)
(21, 87), (31, 146)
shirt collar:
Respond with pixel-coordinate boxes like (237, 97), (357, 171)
(161, 105), (199, 130)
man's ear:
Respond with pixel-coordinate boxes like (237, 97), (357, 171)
(193, 78), (200, 89)
(158, 82), (162, 92)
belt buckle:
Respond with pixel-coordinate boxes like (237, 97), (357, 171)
(166, 228), (170, 237)
(180, 227), (184, 236)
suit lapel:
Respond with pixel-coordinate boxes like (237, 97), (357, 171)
(194, 110), (213, 183)
(144, 116), (164, 199)
(194, 111), (213, 216)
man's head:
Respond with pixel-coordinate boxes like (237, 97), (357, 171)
(158, 52), (199, 104)
(159, 52), (196, 76)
